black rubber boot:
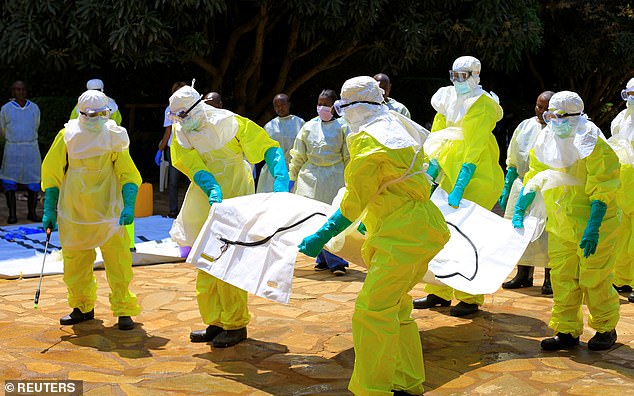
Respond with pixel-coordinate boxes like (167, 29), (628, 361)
(588, 329), (617, 351)
(502, 265), (534, 289)
(629, 292), (634, 303)
(541, 268), (553, 295)
(59, 308), (94, 325)
(212, 327), (247, 348)
(450, 301), (479, 317)
(541, 332), (579, 351)
(190, 325), (224, 343)
(413, 294), (451, 309)
(613, 284), (633, 292)
(5, 191), (17, 224)
(118, 316), (135, 330)
(27, 190), (41, 222)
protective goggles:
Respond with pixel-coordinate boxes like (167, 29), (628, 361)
(333, 99), (381, 115)
(449, 70), (472, 83)
(621, 89), (634, 100)
(542, 110), (581, 123)
(168, 96), (203, 123)
(79, 107), (110, 118)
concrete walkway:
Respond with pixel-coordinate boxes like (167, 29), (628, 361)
(1, 184), (633, 394)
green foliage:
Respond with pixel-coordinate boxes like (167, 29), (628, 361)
(30, 96), (76, 148)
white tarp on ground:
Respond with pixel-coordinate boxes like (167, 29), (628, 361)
(0, 216), (182, 279)
(188, 190), (537, 304)
(187, 192), (332, 304)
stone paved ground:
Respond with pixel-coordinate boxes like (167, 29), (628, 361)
(1, 183), (634, 395)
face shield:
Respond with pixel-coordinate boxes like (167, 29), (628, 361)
(333, 99), (381, 116)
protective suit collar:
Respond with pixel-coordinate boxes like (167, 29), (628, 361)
(533, 116), (600, 168)
(431, 85), (499, 124)
(347, 106), (429, 150)
(63, 119), (129, 160)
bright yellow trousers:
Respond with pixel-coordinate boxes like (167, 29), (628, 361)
(348, 201), (449, 396)
(62, 228), (140, 317)
(613, 212), (634, 288)
(548, 231), (620, 337)
(196, 270), (250, 330)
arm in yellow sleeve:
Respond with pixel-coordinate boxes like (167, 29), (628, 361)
(585, 138), (621, 207)
(113, 149), (142, 186)
(234, 115), (279, 164)
(110, 110), (123, 126)
(461, 95), (501, 164)
(430, 112), (446, 133)
(340, 133), (385, 221)
(41, 129), (68, 190)
(169, 129), (210, 181)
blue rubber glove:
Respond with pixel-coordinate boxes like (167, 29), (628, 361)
(498, 166), (518, 211)
(448, 163), (476, 207)
(289, 180), (295, 191)
(119, 183), (138, 225)
(194, 170), (223, 205)
(512, 187), (536, 228)
(427, 158), (441, 181)
(154, 149), (163, 166)
(264, 147), (290, 193)
(580, 200), (607, 258)
(298, 209), (353, 257)
(42, 187), (59, 231)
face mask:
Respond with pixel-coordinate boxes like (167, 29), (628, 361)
(317, 105), (333, 122)
(453, 81), (471, 95)
(627, 97), (634, 109)
(551, 119), (573, 138)
(182, 115), (202, 132)
(81, 116), (108, 133)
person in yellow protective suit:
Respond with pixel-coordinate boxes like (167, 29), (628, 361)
(413, 55), (504, 317)
(41, 90), (141, 330)
(289, 89), (350, 275)
(513, 91), (621, 351)
(609, 77), (634, 303)
(69, 79), (122, 125)
(500, 91), (554, 295)
(299, 76), (450, 396)
(167, 85), (290, 348)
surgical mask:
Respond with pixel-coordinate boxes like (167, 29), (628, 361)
(182, 115), (202, 132)
(81, 116), (108, 133)
(453, 81), (471, 95)
(627, 97), (634, 109)
(317, 105), (333, 122)
(551, 119), (573, 138)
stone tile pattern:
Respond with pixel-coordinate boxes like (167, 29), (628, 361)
(1, 256), (634, 395)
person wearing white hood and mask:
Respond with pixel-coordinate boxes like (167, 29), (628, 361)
(289, 89), (350, 275)
(413, 55), (504, 317)
(69, 79), (122, 125)
(167, 85), (290, 348)
(299, 76), (449, 396)
(608, 77), (634, 303)
(41, 89), (142, 330)
(513, 91), (621, 351)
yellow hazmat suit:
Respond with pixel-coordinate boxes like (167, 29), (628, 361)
(300, 76), (450, 395)
(524, 114), (621, 338)
(609, 101), (634, 290)
(424, 83), (503, 306)
(41, 119), (141, 317)
(168, 89), (281, 331)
